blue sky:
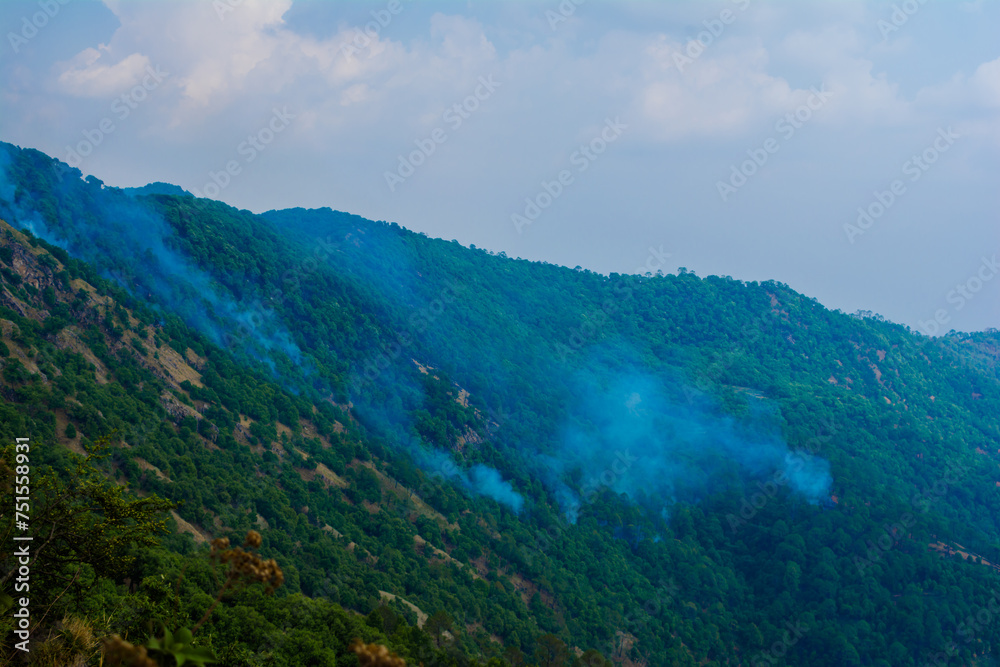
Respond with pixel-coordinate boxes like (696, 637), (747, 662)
(1, 0), (997, 334)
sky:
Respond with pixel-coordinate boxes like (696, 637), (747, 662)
(0, 0), (997, 335)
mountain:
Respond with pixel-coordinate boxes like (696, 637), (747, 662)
(1, 140), (999, 666)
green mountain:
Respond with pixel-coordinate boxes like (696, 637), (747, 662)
(1, 141), (999, 666)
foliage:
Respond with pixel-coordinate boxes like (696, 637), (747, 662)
(0, 142), (999, 665)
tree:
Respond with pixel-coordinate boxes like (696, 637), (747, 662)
(424, 610), (454, 649)
(576, 648), (611, 666)
(0, 437), (177, 612)
(534, 634), (570, 667)
(502, 645), (526, 666)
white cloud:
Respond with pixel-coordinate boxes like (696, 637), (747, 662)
(913, 55), (1000, 144)
(634, 38), (802, 140)
(73, 0), (505, 133)
(3, 0), (997, 334)
(430, 13), (498, 63)
(52, 0), (962, 146)
(778, 26), (911, 125)
(81, 0), (294, 114)
(971, 56), (1000, 108)
(56, 48), (151, 98)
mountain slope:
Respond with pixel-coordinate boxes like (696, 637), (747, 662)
(1, 141), (1000, 666)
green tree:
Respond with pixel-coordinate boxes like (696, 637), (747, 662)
(0, 437), (177, 607)
(424, 610), (454, 649)
(534, 634), (570, 667)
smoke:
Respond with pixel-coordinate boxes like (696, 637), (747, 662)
(263, 208), (831, 522)
(0, 144), (524, 514)
(402, 438), (524, 513)
(0, 145), (828, 525)
(268, 208), (529, 513)
(0, 150), (13, 203)
(0, 144), (303, 371)
(466, 464), (524, 513)
(344, 370), (524, 515)
(544, 368), (832, 523)
(363, 379), (525, 515)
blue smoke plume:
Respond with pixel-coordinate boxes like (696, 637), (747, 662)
(0, 146), (303, 371)
(545, 369), (832, 523)
(410, 441), (524, 513)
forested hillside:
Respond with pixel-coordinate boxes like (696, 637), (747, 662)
(1, 141), (1000, 666)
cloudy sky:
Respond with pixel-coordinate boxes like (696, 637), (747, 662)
(1, 0), (997, 334)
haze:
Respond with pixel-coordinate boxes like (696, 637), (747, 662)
(1, 0), (997, 333)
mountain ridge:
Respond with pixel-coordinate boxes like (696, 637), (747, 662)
(1, 140), (1000, 665)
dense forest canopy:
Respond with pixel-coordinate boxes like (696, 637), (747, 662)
(0, 141), (999, 666)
